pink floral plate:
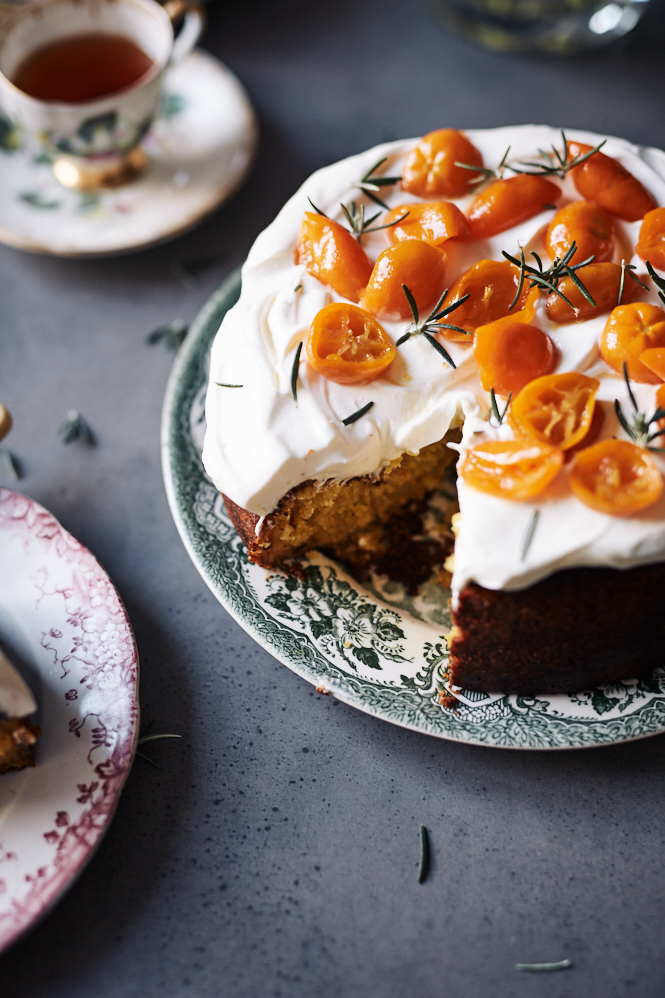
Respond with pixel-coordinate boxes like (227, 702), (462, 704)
(0, 489), (139, 953)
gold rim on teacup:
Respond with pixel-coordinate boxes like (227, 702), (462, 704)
(0, 0), (204, 191)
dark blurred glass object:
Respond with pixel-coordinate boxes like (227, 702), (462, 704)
(425, 0), (650, 51)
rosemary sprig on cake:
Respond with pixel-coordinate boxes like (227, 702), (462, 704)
(308, 196), (408, 243)
(455, 145), (512, 186)
(503, 243), (596, 310)
(355, 156), (402, 209)
(395, 285), (470, 369)
(342, 400), (374, 425)
(489, 388), (511, 426)
(618, 260), (649, 305)
(614, 362), (665, 451)
(511, 130), (606, 178)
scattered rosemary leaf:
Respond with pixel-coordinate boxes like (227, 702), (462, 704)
(646, 260), (665, 306)
(216, 382), (243, 388)
(417, 825), (430, 883)
(541, 203), (557, 210)
(516, 960), (572, 972)
(521, 509), (539, 561)
(489, 388), (511, 426)
(57, 410), (94, 446)
(342, 401), (374, 426)
(291, 341), (303, 403)
(0, 446), (19, 480)
(294, 283), (302, 292)
(146, 319), (188, 351)
(307, 197), (328, 217)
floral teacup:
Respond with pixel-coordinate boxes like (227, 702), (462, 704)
(0, 0), (203, 190)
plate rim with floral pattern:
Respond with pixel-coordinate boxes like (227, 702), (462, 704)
(0, 490), (139, 953)
(162, 269), (665, 751)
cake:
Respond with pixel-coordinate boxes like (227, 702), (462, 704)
(203, 125), (665, 696)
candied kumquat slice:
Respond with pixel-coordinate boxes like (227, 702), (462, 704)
(359, 239), (447, 322)
(474, 320), (557, 397)
(458, 439), (563, 501)
(640, 347), (665, 381)
(306, 303), (395, 385)
(601, 302), (665, 383)
(385, 201), (470, 246)
(442, 260), (531, 341)
(545, 200), (615, 266)
(636, 207), (665, 271)
(296, 212), (372, 303)
(569, 439), (663, 515)
(509, 372), (599, 451)
(467, 174), (561, 240)
(545, 262), (643, 323)
(402, 129), (483, 199)
(567, 141), (656, 223)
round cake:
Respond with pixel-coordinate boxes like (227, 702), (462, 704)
(202, 124), (665, 695)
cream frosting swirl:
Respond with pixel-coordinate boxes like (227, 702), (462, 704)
(202, 125), (665, 596)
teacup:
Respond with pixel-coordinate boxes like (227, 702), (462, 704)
(0, 0), (204, 190)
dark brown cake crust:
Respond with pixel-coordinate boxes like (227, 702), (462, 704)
(450, 561), (665, 695)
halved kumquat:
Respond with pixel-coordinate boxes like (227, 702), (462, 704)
(600, 302), (665, 383)
(385, 201), (470, 246)
(458, 439), (563, 501)
(359, 240), (447, 322)
(296, 212), (372, 303)
(569, 439), (663, 515)
(509, 372), (600, 451)
(467, 174), (561, 240)
(306, 303), (395, 385)
(567, 141), (656, 223)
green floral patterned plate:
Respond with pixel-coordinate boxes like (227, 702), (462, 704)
(162, 270), (665, 750)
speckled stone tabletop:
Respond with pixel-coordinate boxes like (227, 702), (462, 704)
(3, 1), (665, 995)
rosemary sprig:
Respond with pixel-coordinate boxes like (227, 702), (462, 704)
(342, 401), (374, 426)
(454, 146), (512, 186)
(57, 410), (94, 445)
(340, 200), (409, 242)
(294, 283), (302, 292)
(417, 825), (430, 883)
(618, 260), (649, 306)
(216, 382), (243, 388)
(521, 509), (539, 561)
(0, 446), (19, 480)
(614, 362), (665, 450)
(503, 243), (595, 310)
(511, 129), (606, 178)
(489, 388), (511, 426)
(516, 960), (572, 972)
(146, 319), (188, 351)
(291, 341), (303, 403)
(307, 197), (327, 217)
(355, 156), (402, 210)
(646, 260), (665, 306)
(395, 285), (470, 368)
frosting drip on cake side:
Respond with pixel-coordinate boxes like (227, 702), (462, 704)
(202, 124), (665, 596)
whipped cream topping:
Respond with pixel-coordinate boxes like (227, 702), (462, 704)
(202, 125), (665, 596)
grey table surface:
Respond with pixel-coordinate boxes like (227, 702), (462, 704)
(3, 1), (665, 995)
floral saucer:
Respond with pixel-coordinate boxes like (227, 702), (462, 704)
(162, 271), (665, 751)
(0, 490), (139, 952)
(0, 49), (257, 256)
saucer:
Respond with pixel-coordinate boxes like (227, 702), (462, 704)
(0, 49), (258, 256)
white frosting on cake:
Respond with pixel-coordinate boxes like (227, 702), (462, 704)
(202, 125), (665, 597)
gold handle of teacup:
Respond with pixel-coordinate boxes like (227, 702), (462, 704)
(0, 404), (13, 444)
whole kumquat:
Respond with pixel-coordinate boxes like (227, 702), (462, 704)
(385, 201), (470, 246)
(474, 320), (557, 397)
(600, 302), (665, 383)
(545, 262), (644, 323)
(402, 128), (483, 199)
(458, 439), (563, 501)
(636, 207), (665, 271)
(567, 141), (656, 223)
(296, 212), (372, 303)
(545, 201), (615, 265)
(569, 438), (663, 515)
(509, 372), (599, 451)
(442, 260), (532, 340)
(359, 240), (447, 322)
(467, 174), (561, 240)
(306, 303), (395, 385)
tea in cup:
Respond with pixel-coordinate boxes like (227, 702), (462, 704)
(0, 0), (204, 189)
